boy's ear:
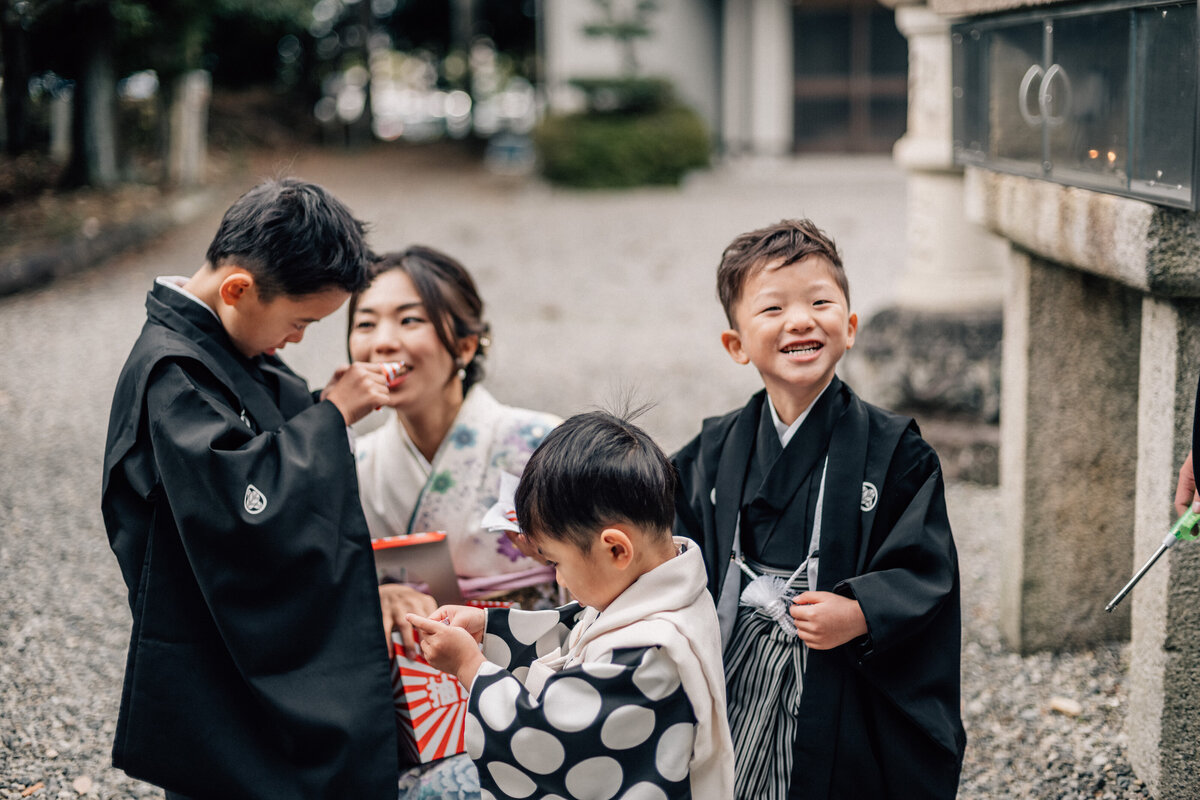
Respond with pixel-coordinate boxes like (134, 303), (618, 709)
(599, 527), (634, 570)
(845, 312), (858, 350)
(720, 329), (751, 365)
(218, 270), (255, 308)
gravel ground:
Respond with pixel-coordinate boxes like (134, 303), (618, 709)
(0, 145), (1154, 798)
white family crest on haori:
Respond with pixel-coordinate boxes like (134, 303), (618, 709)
(244, 484), (267, 515)
(860, 481), (879, 512)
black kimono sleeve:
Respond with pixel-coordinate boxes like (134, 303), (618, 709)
(827, 428), (965, 796)
(145, 361), (381, 674)
(838, 431), (956, 658)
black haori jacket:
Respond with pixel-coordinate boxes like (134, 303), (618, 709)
(100, 283), (396, 799)
(673, 378), (966, 799)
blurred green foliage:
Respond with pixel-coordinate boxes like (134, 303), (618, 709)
(581, 0), (659, 75)
(567, 76), (674, 115)
(534, 102), (709, 189)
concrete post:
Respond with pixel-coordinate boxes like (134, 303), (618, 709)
(1129, 296), (1200, 798)
(998, 249), (1141, 651)
(845, 1), (1006, 484)
(971, 165), (1200, 795)
(746, 0), (793, 155)
(721, 0), (793, 155)
(49, 93), (72, 164)
(890, 4), (1006, 311)
(168, 70), (210, 188)
(720, 0), (752, 153)
(926, 0), (1200, 788)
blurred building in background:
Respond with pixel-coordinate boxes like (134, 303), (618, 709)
(543, 0), (908, 156)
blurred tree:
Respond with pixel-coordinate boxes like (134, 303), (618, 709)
(0, 0), (120, 182)
(0, 0), (311, 186)
(582, 0), (659, 76)
(1, 0), (35, 156)
(120, 0), (310, 183)
(38, 0), (120, 187)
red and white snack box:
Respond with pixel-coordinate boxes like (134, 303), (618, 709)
(389, 599), (516, 765)
(390, 641), (471, 765)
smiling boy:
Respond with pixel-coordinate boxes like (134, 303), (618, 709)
(673, 219), (966, 799)
(101, 179), (398, 799)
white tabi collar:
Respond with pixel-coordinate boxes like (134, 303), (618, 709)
(156, 275), (219, 321)
(768, 378), (833, 448)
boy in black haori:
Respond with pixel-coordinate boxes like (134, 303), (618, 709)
(673, 219), (966, 800)
(101, 179), (397, 799)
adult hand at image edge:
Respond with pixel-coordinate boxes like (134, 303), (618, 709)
(1174, 450), (1200, 518)
(379, 583), (438, 657)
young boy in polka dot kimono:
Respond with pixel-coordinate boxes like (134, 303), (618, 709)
(408, 411), (734, 799)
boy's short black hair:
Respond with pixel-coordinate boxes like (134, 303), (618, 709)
(717, 218), (848, 327)
(205, 178), (370, 300)
(515, 411), (676, 552)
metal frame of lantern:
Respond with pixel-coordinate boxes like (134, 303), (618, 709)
(951, 0), (1200, 209)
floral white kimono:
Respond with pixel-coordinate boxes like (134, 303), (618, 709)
(355, 386), (559, 594)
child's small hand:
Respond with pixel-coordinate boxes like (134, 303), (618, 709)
(406, 613), (486, 689)
(428, 604), (487, 643)
(322, 362), (389, 425)
(790, 591), (868, 650)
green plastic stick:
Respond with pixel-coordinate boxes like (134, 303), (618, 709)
(1105, 506), (1200, 612)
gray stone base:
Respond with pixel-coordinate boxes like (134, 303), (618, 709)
(842, 304), (1002, 484)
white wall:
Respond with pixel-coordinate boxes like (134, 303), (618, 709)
(542, 0), (721, 132)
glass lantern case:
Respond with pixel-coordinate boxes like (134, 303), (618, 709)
(952, 0), (1200, 209)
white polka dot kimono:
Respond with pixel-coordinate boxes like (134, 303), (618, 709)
(470, 606), (698, 800)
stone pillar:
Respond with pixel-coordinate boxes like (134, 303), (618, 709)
(747, 0), (793, 155)
(722, 0), (793, 155)
(998, 249), (1141, 651)
(846, 1), (1006, 483)
(1129, 296), (1200, 798)
(168, 70), (210, 187)
(973, 166), (1200, 795)
(49, 92), (72, 164)
(890, 3), (1006, 312)
(720, 0), (752, 153)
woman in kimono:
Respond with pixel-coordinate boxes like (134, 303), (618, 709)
(346, 246), (559, 799)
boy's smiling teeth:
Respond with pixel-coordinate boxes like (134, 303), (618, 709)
(783, 343), (821, 354)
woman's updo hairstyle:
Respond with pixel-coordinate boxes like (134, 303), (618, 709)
(350, 246), (491, 393)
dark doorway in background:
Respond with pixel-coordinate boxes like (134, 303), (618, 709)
(792, 0), (908, 153)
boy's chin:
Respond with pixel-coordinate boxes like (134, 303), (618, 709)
(761, 369), (838, 399)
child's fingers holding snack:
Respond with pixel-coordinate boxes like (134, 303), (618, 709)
(323, 362), (389, 424)
(429, 604), (487, 642)
(405, 613), (485, 687)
